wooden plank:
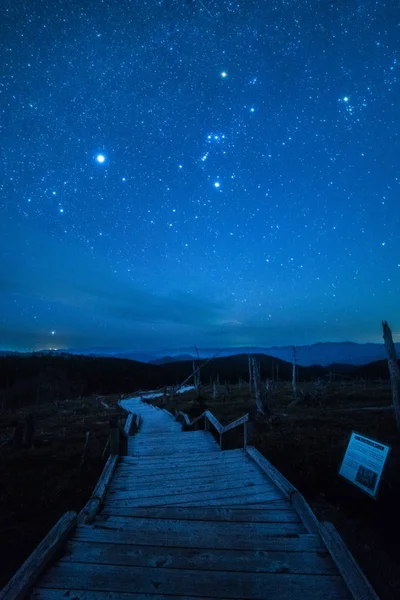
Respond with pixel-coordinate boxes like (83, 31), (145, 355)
(116, 457), (245, 470)
(106, 476), (278, 500)
(105, 488), (283, 508)
(109, 474), (267, 492)
(61, 539), (336, 574)
(32, 591), (225, 600)
(103, 484), (284, 507)
(204, 410), (223, 433)
(123, 414), (134, 436)
(78, 455), (119, 524)
(245, 448), (321, 535)
(75, 524), (324, 551)
(219, 501), (292, 509)
(94, 515), (306, 537)
(245, 446), (296, 496)
(174, 491), (289, 507)
(36, 562), (350, 599)
(128, 444), (219, 454)
(109, 471), (268, 490)
(135, 430), (211, 437)
(291, 491), (320, 534)
(0, 511), (77, 600)
(319, 521), (380, 600)
(221, 414), (249, 434)
(113, 463), (260, 480)
(99, 506), (301, 522)
(120, 448), (245, 464)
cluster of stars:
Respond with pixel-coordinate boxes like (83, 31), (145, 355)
(0, 0), (399, 350)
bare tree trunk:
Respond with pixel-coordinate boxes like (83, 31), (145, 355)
(382, 320), (400, 432)
(252, 358), (270, 417)
(292, 346), (297, 401)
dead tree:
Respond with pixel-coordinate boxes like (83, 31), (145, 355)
(292, 346), (297, 401)
(382, 320), (400, 432)
(192, 361), (200, 395)
(252, 357), (270, 417)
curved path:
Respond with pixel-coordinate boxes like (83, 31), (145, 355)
(25, 396), (375, 599)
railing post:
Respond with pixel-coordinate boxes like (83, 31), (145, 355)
(204, 416), (209, 431)
(244, 421), (248, 448)
(219, 431), (223, 450)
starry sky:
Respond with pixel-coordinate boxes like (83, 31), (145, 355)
(1, 0), (399, 353)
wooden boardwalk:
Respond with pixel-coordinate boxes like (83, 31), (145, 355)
(2, 396), (379, 600)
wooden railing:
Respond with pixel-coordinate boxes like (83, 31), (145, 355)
(175, 409), (250, 449)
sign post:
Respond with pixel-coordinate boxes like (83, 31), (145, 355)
(339, 432), (390, 499)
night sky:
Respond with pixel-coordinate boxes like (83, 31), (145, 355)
(1, 0), (399, 353)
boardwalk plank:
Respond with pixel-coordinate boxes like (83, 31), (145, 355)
(99, 506), (300, 522)
(103, 484), (284, 507)
(61, 540), (337, 574)
(32, 590), (231, 600)
(36, 563), (350, 599)
(74, 525), (317, 551)
(108, 472), (273, 491)
(106, 477), (278, 500)
(94, 515), (306, 536)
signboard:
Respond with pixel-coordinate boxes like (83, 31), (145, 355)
(339, 432), (390, 498)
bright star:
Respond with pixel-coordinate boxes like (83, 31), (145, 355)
(250, 107), (255, 113)
(214, 181), (220, 188)
(221, 71), (227, 78)
(343, 97), (349, 102)
(96, 154), (105, 163)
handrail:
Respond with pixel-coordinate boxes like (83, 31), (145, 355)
(175, 409), (249, 449)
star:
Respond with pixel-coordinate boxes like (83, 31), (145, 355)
(214, 181), (220, 188)
(221, 71), (227, 78)
(96, 154), (105, 163)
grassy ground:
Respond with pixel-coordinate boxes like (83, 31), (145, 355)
(0, 394), (129, 589)
(149, 382), (400, 600)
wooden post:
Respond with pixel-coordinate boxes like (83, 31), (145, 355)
(109, 417), (120, 455)
(382, 320), (400, 431)
(80, 431), (92, 468)
(219, 431), (222, 450)
(244, 421), (248, 448)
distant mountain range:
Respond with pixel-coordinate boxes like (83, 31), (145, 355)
(3, 341), (396, 367)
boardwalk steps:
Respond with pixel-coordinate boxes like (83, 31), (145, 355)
(0, 395), (379, 600)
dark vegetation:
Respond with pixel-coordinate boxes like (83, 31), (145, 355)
(0, 351), (393, 412)
(0, 352), (399, 598)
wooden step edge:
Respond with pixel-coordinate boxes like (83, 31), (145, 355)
(319, 521), (380, 600)
(245, 446), (319, 534)
(245, 447), (380, 600)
